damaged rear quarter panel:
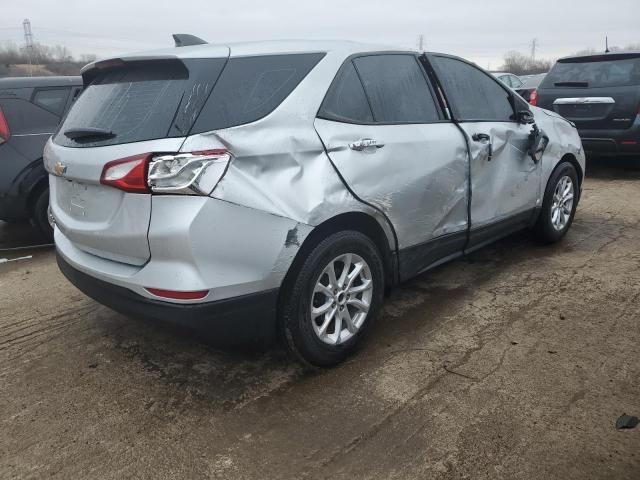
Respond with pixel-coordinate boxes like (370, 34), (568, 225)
(179, 49), (397, 282)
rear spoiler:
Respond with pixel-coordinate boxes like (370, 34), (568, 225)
(558, 52), (640, 63)
(80, 56), (180, 85)
(81, 34), (210, 78)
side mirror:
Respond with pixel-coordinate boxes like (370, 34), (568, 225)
(528, 125), (549, 163)
(518, 110), (535, 124)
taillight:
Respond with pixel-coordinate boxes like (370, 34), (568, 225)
(529, 89), (538, 107)
(100, 153), (151, 193)
(0, 106), (10, 145)
(99, 150), (231, 195)
(147, 150), (231, 195)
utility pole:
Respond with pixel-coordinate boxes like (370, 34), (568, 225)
(23, 19), (34, 77)
(417, 34), (425, 53)
(530, 38), (537, 62)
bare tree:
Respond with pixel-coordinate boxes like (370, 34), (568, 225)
(0, 41), (97, 77)
(501, 50), (552, 75)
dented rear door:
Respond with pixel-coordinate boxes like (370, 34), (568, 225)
(315, 54), (469, 278)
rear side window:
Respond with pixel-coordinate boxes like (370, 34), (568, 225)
(354, 55), (440, 123)
(192, 53), (325, 133)
(432, 56), (514, 122)
(510, 75), (524, 88)
(0, 98), (61, 134)
(54, 58), (226, 148)
(541, 56), (640, 88)
(498, 75), (512, 87)
(33, 88), (70, 116)
(318, 62), (373, 123)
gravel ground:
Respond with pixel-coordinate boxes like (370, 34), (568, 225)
(1, 161), (639, 479)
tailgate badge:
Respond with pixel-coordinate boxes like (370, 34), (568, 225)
(53, 161), (67, 176)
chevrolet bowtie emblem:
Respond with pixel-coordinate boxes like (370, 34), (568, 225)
(53, 161), (67, 176)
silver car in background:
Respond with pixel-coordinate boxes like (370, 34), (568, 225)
(45, 40), (585, 367)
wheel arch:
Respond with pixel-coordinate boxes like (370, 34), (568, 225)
(560, 153), (584, 189)
(280, 212), (398, 303)
(21, 157), (49, 217)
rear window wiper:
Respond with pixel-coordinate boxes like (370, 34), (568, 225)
(554, 82), (589, 87)
(64, 127), (116, 141)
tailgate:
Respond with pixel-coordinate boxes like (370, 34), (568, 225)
(538, 54), (640, 130)
(46, 138), (185, 266)
(538, 86), (639, 130)
(45, 54), (229, 266)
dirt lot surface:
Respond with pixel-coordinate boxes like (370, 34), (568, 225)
(1, 162), (639, 479)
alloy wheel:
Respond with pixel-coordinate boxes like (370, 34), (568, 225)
(551, 175), (575, 231)
(310, 253), (373, 346)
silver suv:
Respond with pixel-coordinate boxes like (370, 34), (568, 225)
(45, 40), (585, 367)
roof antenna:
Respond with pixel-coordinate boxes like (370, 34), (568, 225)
(605, 36), (610, 54)
(172, 34), (208, 48)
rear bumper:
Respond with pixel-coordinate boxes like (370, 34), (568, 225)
(57, 252), (279, 346)
(579, 119), (640, 156)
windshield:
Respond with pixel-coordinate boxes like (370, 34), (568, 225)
(542, 56), (640, 88)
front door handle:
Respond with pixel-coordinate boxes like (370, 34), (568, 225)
(472, 133), (491, 142)
(349, 138), (385, 152)
(471, 133), (493, 161)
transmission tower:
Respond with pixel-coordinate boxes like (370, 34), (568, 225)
(23, 19), (34, 76)
(530, 38), (537, 62)
(417, 34), (425, 52)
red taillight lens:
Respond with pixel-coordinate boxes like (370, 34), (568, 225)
(529, 89), (538, 107)
(145, 288), (209, 300)
(100, 153), (151, 193)
(0, 107), (10, 145)
(100, 150), (232, 195)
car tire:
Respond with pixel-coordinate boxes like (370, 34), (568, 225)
(32, 188), (53, 241)
(279, 230), (385, 368)
(533, 162), (579, 244)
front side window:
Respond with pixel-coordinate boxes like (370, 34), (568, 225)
(432, 56), (515, 122)
(353, 55), (441, 123)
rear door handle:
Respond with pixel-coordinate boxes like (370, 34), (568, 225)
(471, 133), (493, 161)
(349, 138), (385, 151)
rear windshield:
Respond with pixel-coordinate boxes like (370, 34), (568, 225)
(542, 56), (640, 88)
(54, 58), (226, 148)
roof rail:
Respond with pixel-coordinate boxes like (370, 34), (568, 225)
(172, 34), (208, 48)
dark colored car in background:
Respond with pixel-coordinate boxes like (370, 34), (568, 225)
(537, 52), (640, 158)
(519, 73), (546, 104)
(0, 76), (82, 238)
(492, 71), (546, 105)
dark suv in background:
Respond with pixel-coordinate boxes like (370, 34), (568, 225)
(0, 76), (83, 238)
(537, 52), (640, 158)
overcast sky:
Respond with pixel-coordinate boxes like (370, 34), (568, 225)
(1, 0), (638, 68)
